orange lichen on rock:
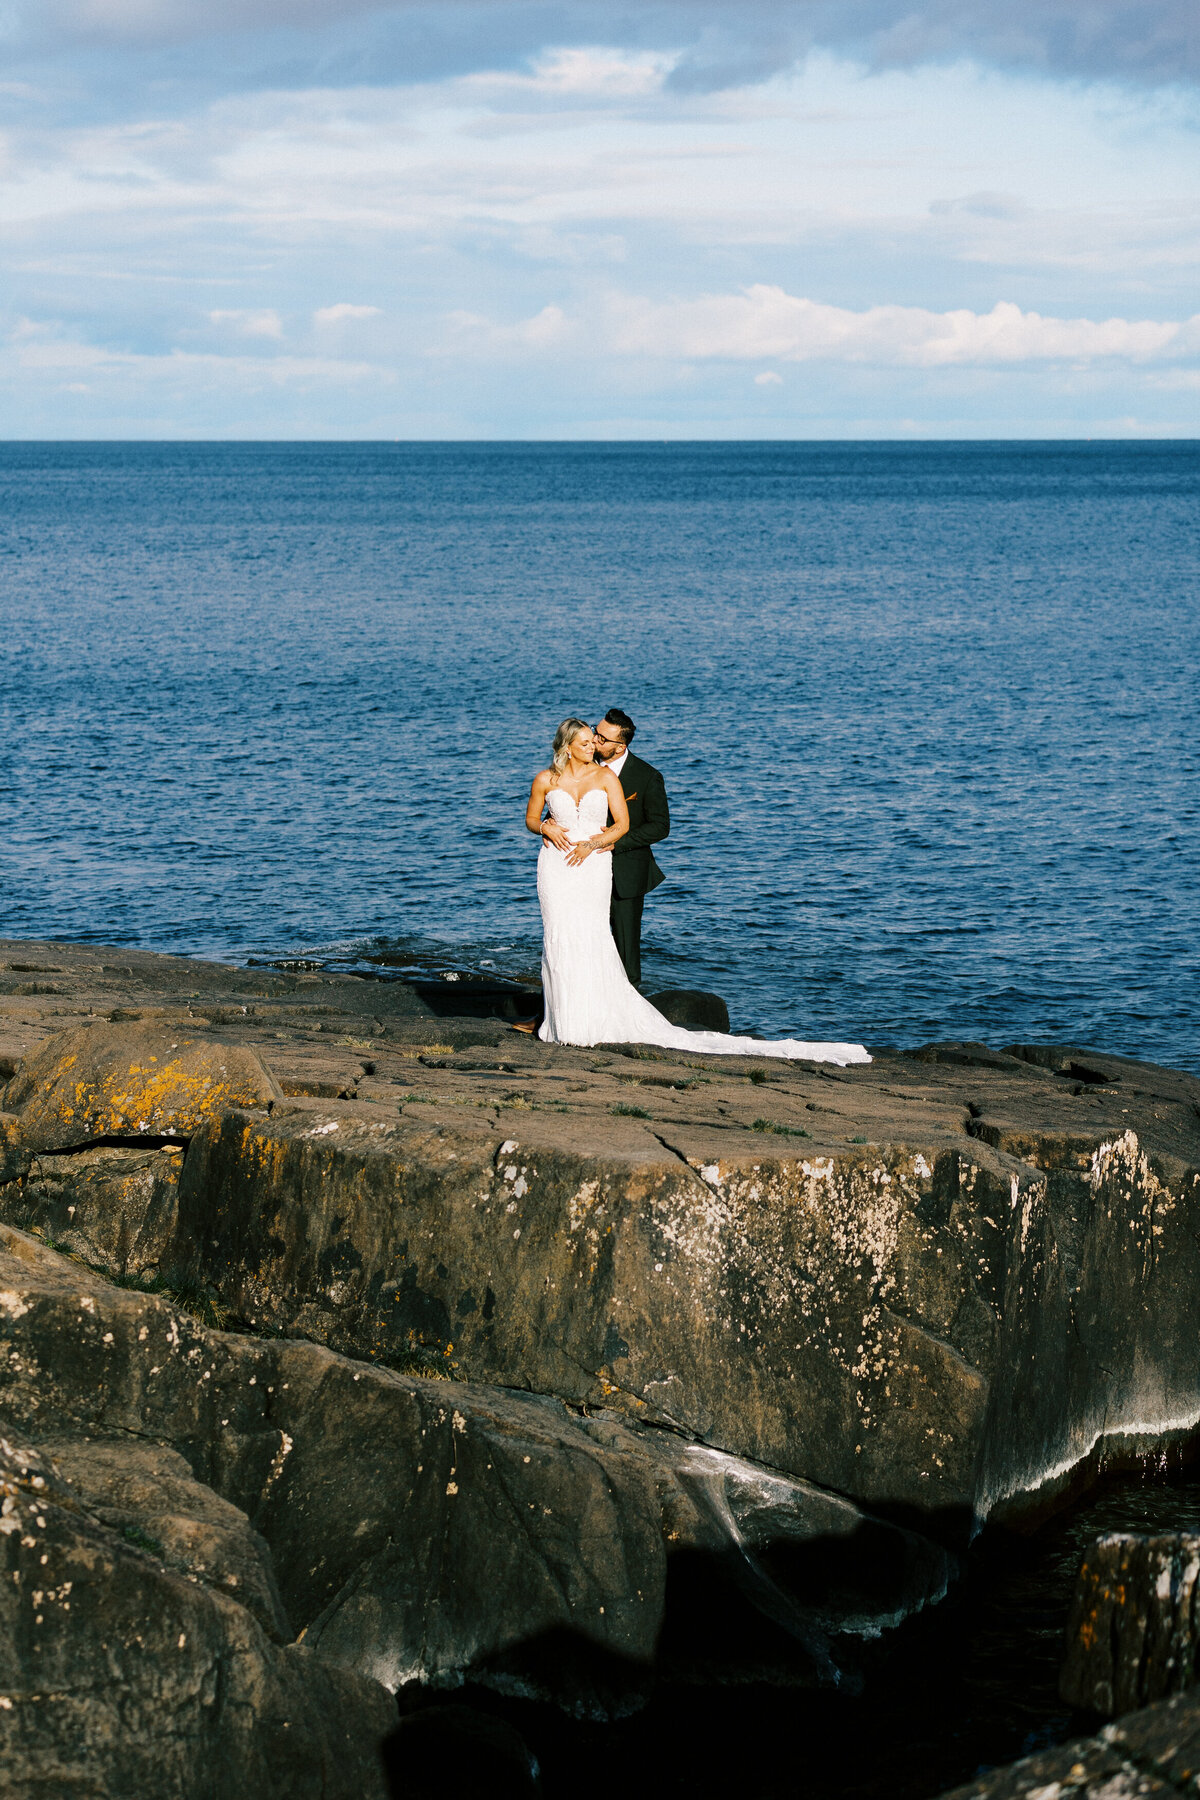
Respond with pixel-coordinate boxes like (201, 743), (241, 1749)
(3, 1022), (281, 1150)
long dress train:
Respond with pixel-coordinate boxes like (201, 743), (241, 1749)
(536, 788), (870, 1066)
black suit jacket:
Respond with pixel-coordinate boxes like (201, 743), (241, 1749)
(609, 752), (669, 900)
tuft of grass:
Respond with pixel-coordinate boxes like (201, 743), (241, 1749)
(379, 1338), (459, 1381)
(612, 1103), (651, 1119)
(110, 1271), (234, 1331)
(27, 1224), (79, 1258)
(748, 1070), (771, 1085)
(750, 1119), (810, 1139)
(122, 1524), (165, 1557)
(850, 1136), (868, 1145)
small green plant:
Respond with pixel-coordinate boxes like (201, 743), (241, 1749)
(748, 1070), (770, 1085)
(121, 1524), (164, 1557)
(850, 1136), (868, 1145)
(750, 1119), (810, 1138)
(612, 1103), (651, 1119)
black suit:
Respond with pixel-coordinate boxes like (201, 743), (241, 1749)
(607, 751), (669, 986)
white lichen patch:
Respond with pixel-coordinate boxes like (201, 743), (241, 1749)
(567, 1180), (601, 1232)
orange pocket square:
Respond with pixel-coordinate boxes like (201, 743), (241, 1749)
(625, 791), (638, 801)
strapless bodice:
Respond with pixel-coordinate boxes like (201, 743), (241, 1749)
(545, 786), (609, 838)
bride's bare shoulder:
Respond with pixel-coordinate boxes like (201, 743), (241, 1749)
(530, 767), (554, 789)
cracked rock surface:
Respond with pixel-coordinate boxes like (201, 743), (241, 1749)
(2, 938), (1200, 1794)
(0, 1221), (949, 1784)
(2, 940), (1199, 1532)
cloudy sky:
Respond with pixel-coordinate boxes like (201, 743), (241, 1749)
(2, 1), (1198, 436)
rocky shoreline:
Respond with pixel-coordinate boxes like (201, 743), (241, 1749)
(1, 938), (1199, 1796)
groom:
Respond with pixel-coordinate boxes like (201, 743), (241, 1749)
(590, 708), (670, 987)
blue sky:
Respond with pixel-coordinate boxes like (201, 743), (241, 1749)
(2, 1), (1198, 437)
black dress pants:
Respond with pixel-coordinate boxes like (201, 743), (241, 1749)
(610, 893), (645, 987)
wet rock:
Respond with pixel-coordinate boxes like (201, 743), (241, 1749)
(938, 1686), (1200, 1800)
(3, 1020), (281, 1151)
(1060, 1532), (1200, 1715)
(646, 990), (731, 1032)
(935, 1732), (1170, 1800)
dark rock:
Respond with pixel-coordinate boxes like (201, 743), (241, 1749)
(12, 1140), (183, 1277)
(937, 1686), (1200, 1800)
(160, 1097), (1200, 1531)
(3, 1020), (280, 1150)
(0, 1433), (394, 1799)
(1005, 1044), (1200, 1110)
(910, 1041), (1041, 1073)
(1060, 1532), (1200, 1715)
(382, 1704), (542, 1799)
(647, 989), (731, 1032)
(935, 1732), (1166, 1800)
(0, 1222), (950, 1722)
(49, 1434), (290, 1637)
(0, 1113), (29, 1184)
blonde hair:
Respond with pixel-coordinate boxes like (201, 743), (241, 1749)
(548, 717), (590, 785)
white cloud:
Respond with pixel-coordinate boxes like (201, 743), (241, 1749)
(754, 369), (782, 384)
(460, 46), (674, 103)
(443, 303), (573, 354)
(608, 288), (1200, 367)
(207, 307), (283, 338)
(6, 323), (379, 387)
(313, 303), (381, 325)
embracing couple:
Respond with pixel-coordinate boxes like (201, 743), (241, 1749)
(522, 709), (870, 1066)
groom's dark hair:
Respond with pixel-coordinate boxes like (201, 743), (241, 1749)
(603, 708), (636, 745)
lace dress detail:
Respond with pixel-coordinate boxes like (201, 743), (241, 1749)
(536, 787), (870, 1065)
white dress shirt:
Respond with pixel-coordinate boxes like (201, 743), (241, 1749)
(606, 747), (629, 780)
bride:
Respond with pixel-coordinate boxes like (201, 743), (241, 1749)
(525, 718), (871, 1065)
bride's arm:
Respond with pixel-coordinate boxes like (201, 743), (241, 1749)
(564, 771), (629, 865)
(526, 771), (571, 850)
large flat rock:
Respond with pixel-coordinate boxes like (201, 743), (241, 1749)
(2, 942), (1199, 1536)
(161, 1097), (1200, 1531)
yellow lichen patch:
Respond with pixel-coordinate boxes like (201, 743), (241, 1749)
(7, 1022), (281, 1149)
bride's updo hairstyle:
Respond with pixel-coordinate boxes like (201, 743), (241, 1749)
(549, 718), (590, 784)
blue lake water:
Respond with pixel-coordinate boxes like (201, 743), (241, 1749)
(1, 441), (1197, 1068)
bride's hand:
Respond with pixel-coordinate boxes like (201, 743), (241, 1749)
(565, 838), (597, 866)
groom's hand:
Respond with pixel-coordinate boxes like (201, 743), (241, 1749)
(541, 819), (571, 851)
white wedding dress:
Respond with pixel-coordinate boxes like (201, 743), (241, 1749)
(536, 787), (871, 1065)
